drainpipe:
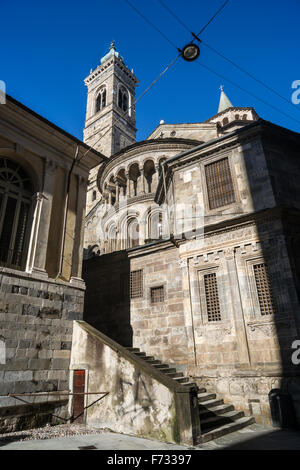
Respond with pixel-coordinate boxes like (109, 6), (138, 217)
(57, 145), (80, 280)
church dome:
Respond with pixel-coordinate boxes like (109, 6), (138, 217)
(100, 41), (123, 64)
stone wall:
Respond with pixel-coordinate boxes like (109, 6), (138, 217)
(0, 267), (85, 431)
(129, 244), (188, 369)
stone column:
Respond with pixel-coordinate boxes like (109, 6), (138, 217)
(125, 172), (130, 199)
(141, 169), (146, 194)
(26, 159), (56, 277)
(116, 182), (120, 205)
(154, 164), (160, 191)
(70, 175), (87, 287)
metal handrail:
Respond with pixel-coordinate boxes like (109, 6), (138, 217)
(8, 392), (110, 424)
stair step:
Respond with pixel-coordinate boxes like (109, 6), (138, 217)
(153, 364), (169, 369)
(200, 416), (255, 443)
(125, 347), (140, 352)
(133, 351), (146, 357)
(164, 372), (184, 378)
(173, 376), (189, 384)
(199, 403), (234, 418)
(200, 410), (245, 432)
(198, 398), (224, 408)
(198, 392), (216, 403)
(144, 359), (161, 365)
(159, 368), (177, 374)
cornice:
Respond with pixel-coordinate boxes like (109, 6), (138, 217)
(85, 56), (138, 85)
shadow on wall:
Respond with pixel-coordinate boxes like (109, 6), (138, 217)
(82, 250), (132, 347)
(240, 132), (300, 428)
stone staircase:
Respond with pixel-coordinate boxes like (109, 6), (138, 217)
(126, 347), (255, 444)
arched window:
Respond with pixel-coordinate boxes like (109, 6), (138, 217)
(242, 114), (248, 120)
(92, 190), (97, 201)
(127, 218), (139, 248)
(148, 210), (163, 240)
(108, 225), (117, 252)
(222, 117), (229, 125)
(0, 157), (33, 269)
(235, 114), (240, 120)
(118, 86), (128, 112)
(95, 87), (106, 113)
(143, 160), (155, 193)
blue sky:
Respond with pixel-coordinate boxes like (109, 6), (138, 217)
(1, 0), (299, 142)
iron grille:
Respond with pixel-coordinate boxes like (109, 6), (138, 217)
(253, 263), (275, 315)
(130, 270), (143, 299)
(204, 273), (221, 322)
(151, 286), (164, 304)
(205, 157), (235, 210)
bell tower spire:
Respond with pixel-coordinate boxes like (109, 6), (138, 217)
(83, 42), (139, 157)
(218, 85), (233, 113)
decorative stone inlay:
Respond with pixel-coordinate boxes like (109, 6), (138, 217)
(179, 258), (188, 269)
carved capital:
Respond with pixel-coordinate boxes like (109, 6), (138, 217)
(32, 192), (47, 202)
(79, 175), (87, 187)
(224, 247), (235, 260)
(45, 158), (57, 173)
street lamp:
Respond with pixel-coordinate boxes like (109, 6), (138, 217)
(181, 43), (200, 62)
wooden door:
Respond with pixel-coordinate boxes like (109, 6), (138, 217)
(73, 369), (85, 423)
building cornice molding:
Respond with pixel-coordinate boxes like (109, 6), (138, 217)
(85, 56), (138, 86)
(1, 95), (107, 170)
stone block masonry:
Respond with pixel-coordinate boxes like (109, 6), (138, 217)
(0, 267), (85, 431)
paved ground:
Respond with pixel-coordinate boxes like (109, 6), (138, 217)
(0, 431), (189, 451)
(198, 423), (300, 450)
(0, 424), (299, 450)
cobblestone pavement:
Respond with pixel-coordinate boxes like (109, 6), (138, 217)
(0, 423), (299, 450)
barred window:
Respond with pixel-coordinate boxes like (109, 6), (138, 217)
(204, 273), (221, 322)
(151, 286), (164, 304)
(0, 157), (33, 270)
(130, 269), (143, 299)
(205, 158), (235, 210)
(253, 263), (275, 315)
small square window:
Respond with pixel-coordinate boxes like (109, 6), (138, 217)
(150, 286), (164, 304)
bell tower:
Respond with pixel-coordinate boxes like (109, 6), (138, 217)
(83, 42), (139, 157)
(83, 42), (139, 213)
